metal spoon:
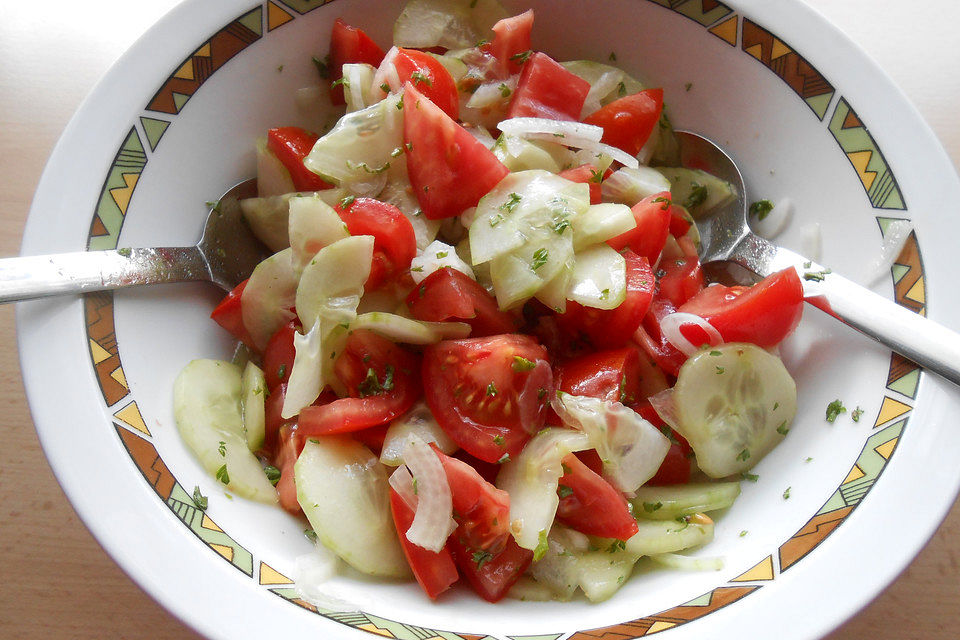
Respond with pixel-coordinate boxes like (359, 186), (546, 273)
(3, 179), (268, 302)
(675, 130), (960, 386)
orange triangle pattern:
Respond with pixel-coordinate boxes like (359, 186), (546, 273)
(708, 16), (738, 46)
(268, 1), (295, 31)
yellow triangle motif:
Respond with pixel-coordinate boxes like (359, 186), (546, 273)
(210, 543), (235, 562)
(110, 366), (128, 389)
(357, 623), (394, 637)
(770, 38), (791, 59)
(89, 339), (112, 364)
(259, 562), (294, 585)
(731, 555), (775, 582)
(843, 465), (865, 484)
(648, 621), (677, 633)
(745, 43), (763, 60)
(905, 276), (925, 304)
(194, 43), (211, 58)
(874, 437), (898, 460)
(267, 1), (295, 31)
(708, 16), (737, 46)
(109, 173), (139, 215)
(847, 150), (877, 190)
(173, 59), (195, 80)
(201, 514), (223, 532)
(874, 396), (910, 427)
(114, 401), (150, 436)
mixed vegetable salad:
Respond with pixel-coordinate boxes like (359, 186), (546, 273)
(174, 0), (806, 603)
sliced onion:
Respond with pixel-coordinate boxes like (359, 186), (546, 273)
(467, 78), (516, 110)
(751, 197), (793, 240)
(401, 434), (456, 552)
(281, 318), (324, 419)
(648, 552), (724, 571)
(580, 69), (622, 119)
(648, 387), (680, 432)
(371, 46), (401, 97)
(498, 117), (603, 142)
(523, 133), (640, 169)
(380, 402), (458, 466)
(517, 359), (553, 433)
(869, 219), (913, 285)
(660, 312), (723, 356)
(601, 166), (672, 205)
(463, 123), (497, 150)
(409, 240), (475, 283)
(388, 464), (417, 509)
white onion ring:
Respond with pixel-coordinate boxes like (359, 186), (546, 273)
(523, 133), (639, 169)
(371, 46), (401, 98)
(497, 117), (604, 141)
(660, 312), (723, 356)
(648, 387), (680, 432)
(388, 464), (417, 509)
(400, 434), (456, 552)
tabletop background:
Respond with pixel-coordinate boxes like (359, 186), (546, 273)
(0, 1), (957, 638)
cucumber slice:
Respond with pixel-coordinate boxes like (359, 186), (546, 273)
(303, 93), (403, 195)
(426, 51), (468, 82)
(493, 135), (575, 173)
(377, 167), (441, 250)
(341, 63), (377, 113)
(409, 240), (475, 283)
(281, 318), (326, 420)
(535, 260), (573, 313)
(380, 401), (458, 466)
(174, 360), (277, 503)
(631, 483), (741, 521)
(287, 194), (350, 273)
(575, 549), (638, 602)
(240, 362), (266, 451)
(240, 248), (298, 351)
(565, 244), (626, 310)
(393, 0), (507, 50)
(600, 166), (672, 207)
(561, 60), (645, 108)
(655, 167), (737, 218)
(571, 203), (636, 251)
(295, 235), (373, 330)
(240, 192), (298, 252)
(624, 518), (715, 555)
(256, 139), (295, 197)
(351, 312), (470, 344)
(671, 344), (797, 477)
(295, 437), (409, 577)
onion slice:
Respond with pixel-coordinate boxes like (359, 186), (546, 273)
(399, 434), (456, 552)
(660, 312), (723, 356)
(498, 117), (603, 141)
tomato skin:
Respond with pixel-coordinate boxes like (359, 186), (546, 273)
(558, 164), (611, 204)
(555, 347), (642, 405)
(392, 48), (460, 119)
(328, 18), (386, 105)
(679, 267), (804, 348)
(263, 321), (300, 391)
(266, 127), (333, 192)
(334, 197), (417, 290)
(506, 52), (591, 121)
(297, 331), (421, 440)
(389, 488), (459, 599)
(582, 89), (663, 157)
(634, 298), (688, 377)
(433, 446), (511, 553)
(657, 235), (704, 307)
(646, 442), (691, 486)
(422, 335), (549, 463)
(606, 192), (673, 264)
(403, 83), (510, 219)
(275, 424), (301, 515)
(448, 534), (533, 603)
(488, 10), (534, 76)
(406, 267), (517, 337)
(557, 454), (639, 540)
(556, 250), (655, 349)
(210, 280), (257, 349)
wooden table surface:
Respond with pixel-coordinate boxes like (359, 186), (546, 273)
(0, 1), (956, 638)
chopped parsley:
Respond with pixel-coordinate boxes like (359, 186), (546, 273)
(684, 182), (708, 209)
(312, 55), (329, 79)
(783, 486), (792, 500)
(218, 440), (226, 457)
(410, 71), (432, 86)
(489, 213), (505, 227)
(851, 406), (864, 422)
(805, 457), (814, 463)
(776, 421), (790, 436)
(304, 528), (318, 543)
(749, 199), (775, 220)
(552, 216), (571, 235)
(589, 168), (605, 183)
(486, 382), (498, 396)
(436, 251), (448, 258)
(652, 195), (673, 208)
(533, 529), (549, 561)
(599, 288), (610, 300)
(709, 350), (722, 356)
(617, 81), (626, 96)
(500, 192), (522, 213)
(512, 356), (537, 372)
(618, 374), (629, 403)
(510, 50), (532, 64)
(607, 539), (626, 553)
(277, 364), (287, 381)
(736, 448), (751, 462)
(493, 435), (505, 446)
(804, 268), (831, 282)
(117, 247), (132, 257)
(715, 366), (725, 375)
(205, 199), (221, 211)
(739, 530), (748, 537)
(825, 399), (846, 423)
(264, 465), (281, 486)
(215, 464), (230, 485)
(191, 486), (208, 511)
(741, 471), (759, 482)
(472, 550), (493, 569)
(684, 82), (693, 92)
(498, 83), (512, 98)
(358, 365), (395, 397)
(530, 248), (549, 271)
(410, 266), (423, 272)
(330, 76), (349, 89)
(276, 64), (284, 72)
(380, 82), (391, 92)
(497, 453), (511, 464)
(642, 501), (663, 513)
(558, 484), (574, 498)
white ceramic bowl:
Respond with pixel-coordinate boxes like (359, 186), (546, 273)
(19, 1), (960, 638)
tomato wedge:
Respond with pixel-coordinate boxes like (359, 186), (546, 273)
(335, 197), (417, 290)
(582, 89), (663, 157)
(422, 335), (549, 463)
(297, 330), (420, 440)
(606, 192), (673, 264)
(266, 127), (333, 192)
(646, 443), (691, 486)
(263, 320), (300, 391)
(634, 298), (688, 377)
(558, 163), (611, 205)
(328, 18), (385, 105)
(557, 454), (639, 540)
(406, 267), (517, 337)
(388, 48), (460, 119)
(210, 279), (256, 349)
(403, 83), (510, 219)
(274, 424), (301, 515)
(657, 234), (704, 307)
(433, 446), (511, 553)
(507, 52), (590, 121)
(488, 10), (534, 76)
(389, 488), (459, 599)
(556, 249), (655, 349)
(555, 347), (643, 405)
(448, 534), (533, 603)
(679, 267), (804, 348)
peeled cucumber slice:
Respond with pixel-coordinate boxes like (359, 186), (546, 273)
(493, 135), (576, 174)
(624, 517), (715, 555)
(295, 235), (374, 330)
(393, 0), (508, 50)
(341, 63), (377, 113)
(287, 194), (350, 274)
(600, 166), (672, 207)
(571, 203), (636, 251)
(631, 483), (741, 521)
(655, 167), (737, 218)
(174, 360), (277, 503)
(256, 139), (295, 197)
(240, 362), (266, 451)
(565, 244), (626, 310)
(295, 437), (409, 577)
(240, 248), (298, 351)
(240, 192), (299, 252)
(351, 312), (471, 344)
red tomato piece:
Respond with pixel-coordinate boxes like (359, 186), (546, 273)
(266, 127), (333, 192)
(679, 267), (804, 348)
(351, 423), (389, 454)
(389, 48), (459, 120)
(433, 446), (511, 553)
(406, 267), (516, 337)
(328, 18), (386, 105)
(297, 330), (421, 440)
(488, 10), (534, 76)
(646, 442), (691, 486)
(422, 335), (549, 463)
(657, 235), (704, 307)
(582, 89), (663, 157)
(389, 488), (459, 599)
(606, 192), (673, 264)
(274, 424), (301, 515)
(558, 164), (612, 204)
(210, 279), (257, 349)
(334, 197), (417, 290)
(557, 454), (639, 540)
(263, 320), (300, 391)
(556, 250), (655, 349)
(555, 347), (643, 405)
(506, 52), (590, 121)
(448, 534), (533, 603)
(634, 298), (687, 377)
(403, 83), (510, 219)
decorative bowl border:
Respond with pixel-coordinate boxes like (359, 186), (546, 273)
(80, 1), (926, 637)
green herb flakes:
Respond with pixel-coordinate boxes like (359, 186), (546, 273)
(215, 464), (230, 485)
(825, 399), (846, 423)
(192, 486), (208, 511)
(643, 501), (663, 513)
(264, 465), (281, 486)
(512, 356), (536, 372)
(851, 406), (864, 422)
(530, 248), (549, 271)
(749, 199), (774, 220)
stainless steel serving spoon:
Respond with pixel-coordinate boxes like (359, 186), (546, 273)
(3, 179), (267, 301)
(675, 130), (960, 386)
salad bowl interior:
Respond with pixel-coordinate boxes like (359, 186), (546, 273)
(18, 0), (960, 639)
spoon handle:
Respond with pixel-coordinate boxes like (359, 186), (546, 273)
(741, 236), (960, 386)
(0, 247), (211, 303)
